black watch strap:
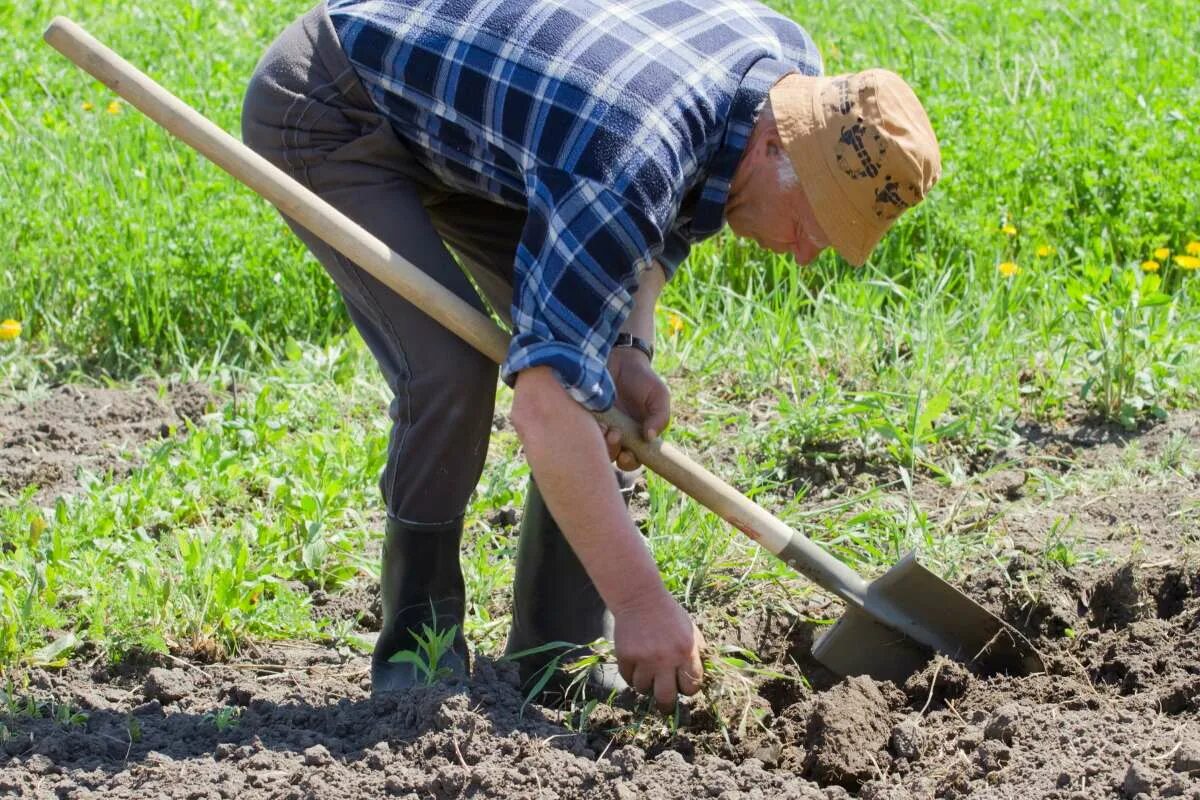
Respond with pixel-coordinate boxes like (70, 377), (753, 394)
(614, 332), (654, 362)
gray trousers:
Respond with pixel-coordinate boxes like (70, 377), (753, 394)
(242, 3), (527, 527)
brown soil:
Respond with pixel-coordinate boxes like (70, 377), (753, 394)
(861, 411), (1200, 568)
(997, 411), (1200, 563)
(2, 401), (1199, 798)
(0, 383), (214, 504)
(3, 562), (1198, 798)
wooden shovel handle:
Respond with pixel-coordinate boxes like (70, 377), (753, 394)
(43, 16), (870, 606)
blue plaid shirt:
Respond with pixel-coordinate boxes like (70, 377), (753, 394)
(328, 0), (821, 410)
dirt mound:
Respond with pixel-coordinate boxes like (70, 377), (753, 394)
(801, 676), (903, 788)
(3, 560), (1200, 798)
(0, 382), (213, 503)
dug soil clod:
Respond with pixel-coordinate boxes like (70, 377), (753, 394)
(801, 676), (902, 789)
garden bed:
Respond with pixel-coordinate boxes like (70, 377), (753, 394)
(1, 389), (1198, 799)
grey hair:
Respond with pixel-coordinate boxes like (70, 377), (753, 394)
(754, 96), (799, 189)
(776, 153), (800, 189)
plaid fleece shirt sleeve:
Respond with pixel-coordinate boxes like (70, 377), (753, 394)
(500, 169), (664, 411)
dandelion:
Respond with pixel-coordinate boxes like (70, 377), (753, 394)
(0, 319), (21, 341)
(1141, 260), (1160, 273)
(1174, 255), (1200, 271)
(998, 261), (1020, 278)
(106, 100), (122, 115)
(1000, 224), (1018, 237)
(1154, 246), (1170, 261)
(81, 101), (94, 111)
(1187, 241), (1200, 256)
(1035, 244), (1055, 257)
(668, 313), (685, 336)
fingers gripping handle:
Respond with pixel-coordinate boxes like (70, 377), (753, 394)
(43, 16), (869, 606)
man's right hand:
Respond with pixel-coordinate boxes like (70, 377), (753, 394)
(612, 588), (706, 711)
(512, 365), (705, 711)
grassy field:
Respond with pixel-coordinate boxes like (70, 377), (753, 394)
(1, 0), (1199, 677)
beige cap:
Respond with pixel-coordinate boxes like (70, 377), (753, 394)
(769, 69), (941, 266)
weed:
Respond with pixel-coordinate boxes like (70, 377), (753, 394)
(848, 389), (964, 477)
(700, 645), (799, 741)
(1156, 433), (1192, 474)
(205, 706), (242, 733)
(1042, 525), (1082, 570)
(1067, 264), (1182, 426)
(51, 701), (88, 729)
(126, 714), (143, 744)
(0, 343), (383, 664)
(387, 612), (461, 686)
(562, 698), (601, 733)
(502, 639), (613, 716)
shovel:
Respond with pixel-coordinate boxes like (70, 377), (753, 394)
(44, 17), (1044, 684)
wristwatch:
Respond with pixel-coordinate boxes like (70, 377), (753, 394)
(614, 332), (654, 362)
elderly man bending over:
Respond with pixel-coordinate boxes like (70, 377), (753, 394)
(242, 0), (940, 709)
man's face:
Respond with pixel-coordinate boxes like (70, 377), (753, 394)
(726, 148), (831, 266)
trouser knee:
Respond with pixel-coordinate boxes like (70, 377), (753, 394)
(380, 358), (497, 525)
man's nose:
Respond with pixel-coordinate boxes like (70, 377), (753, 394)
(792, 240), (820, 265)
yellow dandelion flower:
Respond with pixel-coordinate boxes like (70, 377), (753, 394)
(0, 319), (22, 341)
(1035, 245), (1054, 258)
(106, 100), (122, 115)
(1000, 224), (1018, 237)
(1154, 247), (1170, 261)
(998, 261), (1020, 278)
(1174, 255), (1200, 270)
(1187, 241), (1200, 256)
(668, 313), (685, 336)
(81, 101), (94, 111)
(1141, 260), (1161, 273)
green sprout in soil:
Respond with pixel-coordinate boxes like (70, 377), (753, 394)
(126, 714), (143, 744)
(501, 639), (608, 715)
(387, 614), (461, 687)
(51, 701), (88, 729)
(204, 706), (242, 733)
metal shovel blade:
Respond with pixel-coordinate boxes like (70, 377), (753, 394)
(811, 553), (1045, 683)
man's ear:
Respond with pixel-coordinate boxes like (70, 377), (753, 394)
(743, 116), (781, 172)
(755, 103), (783, 153)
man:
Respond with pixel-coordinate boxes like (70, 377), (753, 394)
(242, 0), (939, 710)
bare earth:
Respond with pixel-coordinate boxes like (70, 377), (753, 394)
(0, 383), (213, 504)
(1, 392), (1199, 799)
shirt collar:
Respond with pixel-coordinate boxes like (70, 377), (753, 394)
(685, 57), (795, 242)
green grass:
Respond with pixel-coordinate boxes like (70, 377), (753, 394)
(1, 0), (1199, 673)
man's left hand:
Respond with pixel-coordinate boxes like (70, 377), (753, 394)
(604, 346), (671, 470)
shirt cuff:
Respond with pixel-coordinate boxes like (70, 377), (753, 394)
(501, 335), (616, 412)
(658, 229), (691, 279)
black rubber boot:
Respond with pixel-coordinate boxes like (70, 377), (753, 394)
(371, 517), (470, 694)
(504, 472), (636, 702)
